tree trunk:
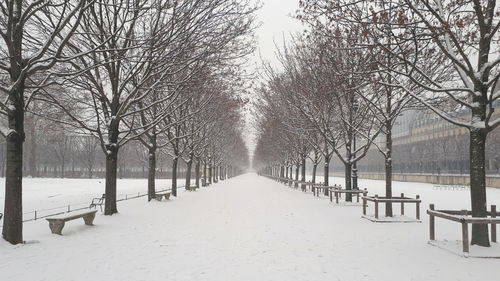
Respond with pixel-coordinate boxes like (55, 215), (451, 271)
(294, 165), (299, 188)
(345, 163), (352, 202)
(61, 160), (65, 178)
(195, 159), (200, 188)
(469, 127), (490, 246)
(104, 148), (118, 215)
(213, 165), (217, 182)
(301, 157), (306, 190)
(208, 163), (212, 184)
(203, 162), (207, 186)
(385, 123), (393, 217)
(2, 101), (25, 244)
(185, 158), (193, 189)
(324, 156), (330, 186)
(172, 157), (178, 197)
(312, 164), (317, 184)
(147, 146), (156, 201)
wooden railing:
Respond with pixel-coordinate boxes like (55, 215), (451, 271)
(427, 204), (499, 253)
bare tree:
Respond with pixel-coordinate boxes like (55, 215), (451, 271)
(0, 0), (91, 244)
(370, 0), (500, 246)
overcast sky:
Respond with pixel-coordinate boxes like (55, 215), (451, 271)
(245, 0), (304, 163)
(253, 0), (303, 70)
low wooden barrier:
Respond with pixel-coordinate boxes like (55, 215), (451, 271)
(363, 193), (421, 221)
(302, 181), (315, 192)
(295, 181), (308, 192)
(312, 184), (332, 197)
(331, 188), (367, 204)
(427, 204), (500, 253)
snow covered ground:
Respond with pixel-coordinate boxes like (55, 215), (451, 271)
(0, 173), (499, 281)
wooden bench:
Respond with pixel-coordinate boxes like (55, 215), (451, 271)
(89, 194), (105, 211)
(46, 210), (97, 235)
(186, 185), (198, 191)
(154, 192), (171, 201)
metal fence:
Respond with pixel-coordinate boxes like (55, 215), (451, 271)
(0, 186), (186, 227)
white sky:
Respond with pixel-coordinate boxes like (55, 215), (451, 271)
(245, 0), (304, 163)
(253, 0), (303, 70)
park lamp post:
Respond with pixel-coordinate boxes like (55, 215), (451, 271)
(352, 98), (359, 190)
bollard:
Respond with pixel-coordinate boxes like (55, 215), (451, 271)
(400, 193), (405, 216)
(429, 204), (435, 240)
(416, 195), (420, 220)
(492, 205), (497, 243)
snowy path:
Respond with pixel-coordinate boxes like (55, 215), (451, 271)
(0, 173), (498, 281)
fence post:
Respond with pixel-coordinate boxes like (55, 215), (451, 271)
(429, 204), (435, 240)
(492, 205), (497, 243)
(400, 193), (405, 216)
(461, 210), (469, 253)
(35, 210), (37, 221)
(68, 205), (70, 213)
(363, 197), (367, 216)
(375, 195), (379, 219)
(416, 195), (421, 220)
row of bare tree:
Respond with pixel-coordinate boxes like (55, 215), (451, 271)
(1, 0), (254, 244)
(253, 0), (500, 248)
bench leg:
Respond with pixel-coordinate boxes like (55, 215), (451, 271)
(49, 221), (65, 235)
(154, 196), (163, 202)
(83, 213), (96, 226)
(165, 194), (171, 200)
